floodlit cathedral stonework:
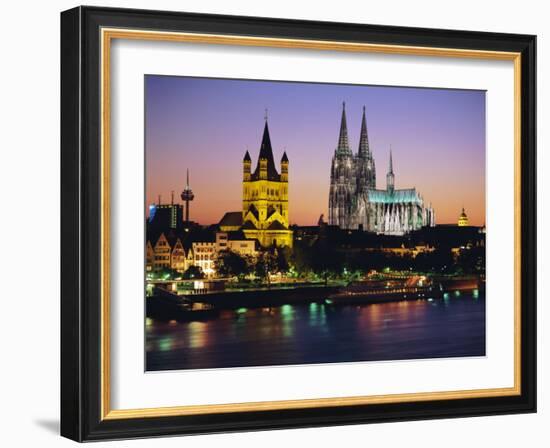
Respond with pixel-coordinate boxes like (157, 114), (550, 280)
(328, 103), (435, 235)
(241, 119), (293, 248)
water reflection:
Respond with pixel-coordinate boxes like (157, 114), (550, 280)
(187, 321), (208, 349)
(146, 293), (485, 371)
(158, 337), (173, 352)
(309, 302), (327, 328)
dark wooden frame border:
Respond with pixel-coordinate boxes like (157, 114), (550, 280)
(61, 6), (536, 442)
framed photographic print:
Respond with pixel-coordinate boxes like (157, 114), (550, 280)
(60, 6), (536, 441)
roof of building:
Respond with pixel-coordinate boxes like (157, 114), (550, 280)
(146, 222), (218, 252)
(225, 230), (247, 240)
(267, 221), (288, 230)
(218, 211), (243, 228)
(252, 121), (281, 181)
(367, 188), (421, 204)
(165, 234), (183, 248)
(241, 220), (258, 230)
(281, 151), (288, 163)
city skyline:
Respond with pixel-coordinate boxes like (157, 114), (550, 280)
(145, 75), (486, 226)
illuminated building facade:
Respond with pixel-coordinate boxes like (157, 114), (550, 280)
(215, 232), (258, 257)
(192, 241), (216, 277)
(241, 118), (293, 247)
(170, 238), (187, 272)
(328, 103), (435, 235)
(152, 233), (172, 269)
(147, 232), (194, 273)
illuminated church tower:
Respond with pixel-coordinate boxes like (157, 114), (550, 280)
(356, 106), (376, 193)
(241, 116), (293, 248)
(328, 102), (356, 228)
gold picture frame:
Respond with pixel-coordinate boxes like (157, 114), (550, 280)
(61, 6), (536, 441)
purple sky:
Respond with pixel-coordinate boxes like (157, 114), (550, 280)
(145, 75), (486, 226)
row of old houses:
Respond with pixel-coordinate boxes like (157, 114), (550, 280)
(146, 230), (259, 277)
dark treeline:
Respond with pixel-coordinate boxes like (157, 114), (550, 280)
(292, 239), (485, 279)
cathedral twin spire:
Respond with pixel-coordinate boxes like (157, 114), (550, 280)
(336, 102), (371, 159)
(358, 106), (370, 158)
(336, 102), (352, 155)
(336, 102), (396, 192)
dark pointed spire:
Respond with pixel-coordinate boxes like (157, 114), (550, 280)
(358, 105), (370, 157)
(253, 119), (280, 180)
(336, 101), (351, 155)
(386, 146), (395, 193)
(258, 121), (275, 162)
(281, 151), (288, 163)
(243, 150), (251, 162)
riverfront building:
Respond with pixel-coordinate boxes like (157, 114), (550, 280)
(146, 230), (259, 277)
(328, 103), (435, 235)
(216, 118), (293, 248)
(215, 231), (258, 256)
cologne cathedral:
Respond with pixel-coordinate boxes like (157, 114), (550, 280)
(328, 103), (435, 235)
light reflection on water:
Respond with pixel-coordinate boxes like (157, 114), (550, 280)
(146, 293), (485, 371)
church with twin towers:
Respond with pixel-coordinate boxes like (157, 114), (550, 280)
(328, 102), (435, 235)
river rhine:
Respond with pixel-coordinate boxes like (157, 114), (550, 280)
(146, 292), (485, 371)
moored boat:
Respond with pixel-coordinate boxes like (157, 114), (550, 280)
(326, 281), (439, 305)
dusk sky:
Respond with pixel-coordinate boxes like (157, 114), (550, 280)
(145, 76), (486, 226)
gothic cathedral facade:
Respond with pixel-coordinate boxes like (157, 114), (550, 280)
(328, 103), (435, 235)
